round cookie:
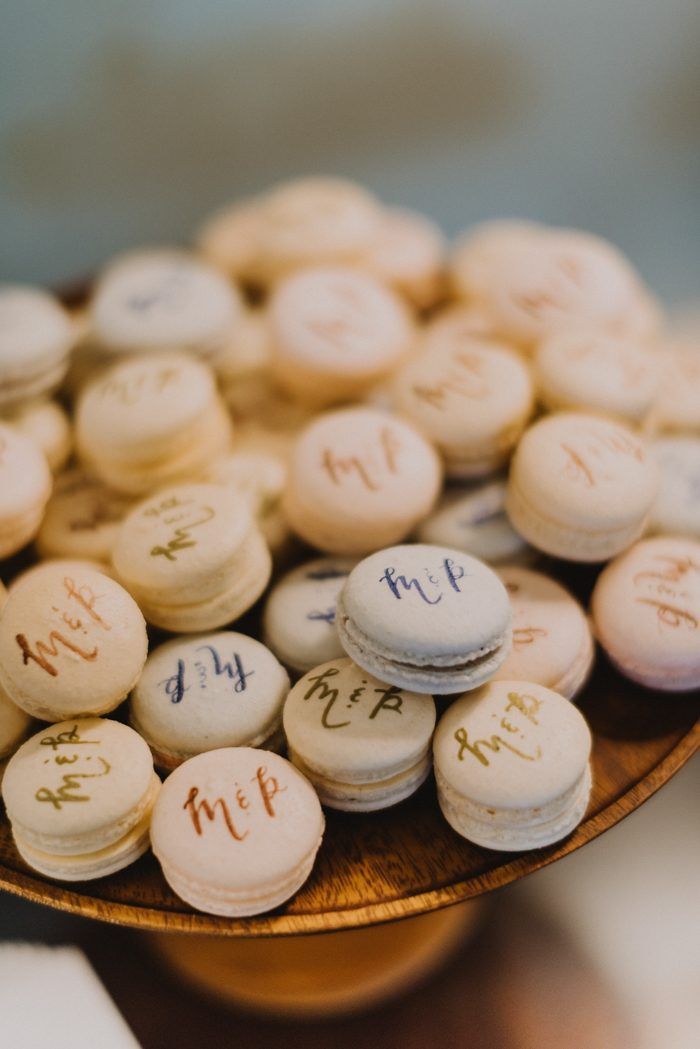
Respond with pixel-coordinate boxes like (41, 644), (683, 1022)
(393, 335), (534, 477)
(201, 448), (290, 557)
(283, 408), (442, 555)
(359, 207), (446, 310)
(648, 437), (700, 539)
(196, 196), (265, 284)
(534, 331), (661, 425)
(3, 398), (72, 473)
(255, 177), (382, 280)
(263, 557), (357, 674)
(75, 352), (233, 495)
(0, 562), (148, 721)
(451, 225), (659, 349)
(433, 680), (592, 850)
(130, 632), (290, 769)
(0, 683), (34, 784)
(650, 345), (700, 435)
(89, 248), (243, 358)
(0, 422), (52, 558)
(2, 718), (159, 880)
(37, 469), (134, 564)
(112, 483), (271, 632)
(416, 479), (532, 564)
(269, 267), (414, 406)
(506, 412), (659, 562)
(493, 566), (595, 699)
(590, 536), (700, 691)
(336, 544), (512, 695)
(0, 285), (76, 407)
(150, 747), (324, 917)
(283, 657), (436, 811)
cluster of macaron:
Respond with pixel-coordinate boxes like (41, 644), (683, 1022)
(0, 177), (699, 919)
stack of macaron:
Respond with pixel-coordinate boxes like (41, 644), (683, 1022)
(0, 179), (697, 919)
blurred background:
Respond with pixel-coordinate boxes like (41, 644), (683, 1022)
(0, 3), (698, 1047)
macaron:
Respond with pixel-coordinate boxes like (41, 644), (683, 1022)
(450, 224), (660, 349)
(590, 536), (700, 691)
(0, 285), (76, 407)
(263, 557), (357, 674)
(649, 344), (700, 435)
(254, 177), (382, 281)
(150, 747), (324, 917)
(0, 562), (148, 721)
(36, 469), (134, 564)
(416, 479), (532, 564)
(648, 437), (700, 539)
(393, 335), (534, 477)
(534, 331), (661, 425)
(493, 566), (595, 700)
(0, 422), (52, 558)
(75, 352), (233, 495)
(336, 544), (512, 694)
(358, 207), (446, 310)
(269, 267), (414, 406)
(283, 657), (436, 811)
(130, 632), (290, 769)
(2, 398), (72, 473)
(112, 483), (271, 632)
(89, 248), (244, 358)
(506, 412), (659, 561)
(282, 407), (442, 555)
(433, 680), (592, 850)
(2, 718), (160, 880)
(196, 196), (266, 285)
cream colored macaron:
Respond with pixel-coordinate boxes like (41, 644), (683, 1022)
(393, 335), (534, 477)
(0, 421), (52, 558)
(416, 479), (532, 564)
(493, 566), (595, 700)
(506, 412), (659, 561)
(2, 398), (72, 473)
(130, 632), (289, 769)
(89, 248), (244, 358)
(2, 718), (159, 880)
(433, 680), (592, 850)
(150, 747), (324, 916)
(0, 285), (76, 407)
(648, 437), (700, 539)
(0, 683), (34, 781)
(263, 557), (357, 674)
(283, 407), (442, 555)
(336, 544), (512, 694)
(358, 207), (446, 310)
(591, 536), (700, 691)
(451, 224), (660, 349)
(0, 562), (148, 721)
(75, 352), (232, 495)
(112, 483), (271, 632)
(649, 344), (700, 435)
(283, 657), (436, 811)
(534, 331), (662, 425)
(196, 195), (265, 284)
(269, 267), (414, 406)
(201, 448), (291, 557)
(36, 469), (134, 564)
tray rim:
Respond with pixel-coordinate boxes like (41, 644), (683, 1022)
(0, 716), (697, 937)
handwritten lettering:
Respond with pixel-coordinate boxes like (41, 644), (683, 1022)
(150, 507), (216, 560)
(321, 427), (401, 491)
(379, 558), (467, 605)
(35, 758), (111, 809)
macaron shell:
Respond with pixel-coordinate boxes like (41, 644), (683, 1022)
(493, 566), (594, 699)
(0, 286), (75, 395)
(150, 748), (324, 896)
(37, 469), (134, 563)
(131, 632), (289, 760)
(591, 536), (700, 690)
(283, 658), (436, 782)
(2, 718), (156, 849)
(0, 564), (148, 719)
(433, 680), (592, 811)
(0, 683), (34, 758)
(0, 422), (52, 526)
(648, 437), (700, 539)
(338, 545), (511, 665)
(416, 480), (531, 564)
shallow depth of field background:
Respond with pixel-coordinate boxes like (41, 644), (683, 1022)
(0, 3), (698, 1048)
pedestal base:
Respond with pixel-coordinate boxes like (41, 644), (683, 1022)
(150, 901), (481, 1017)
